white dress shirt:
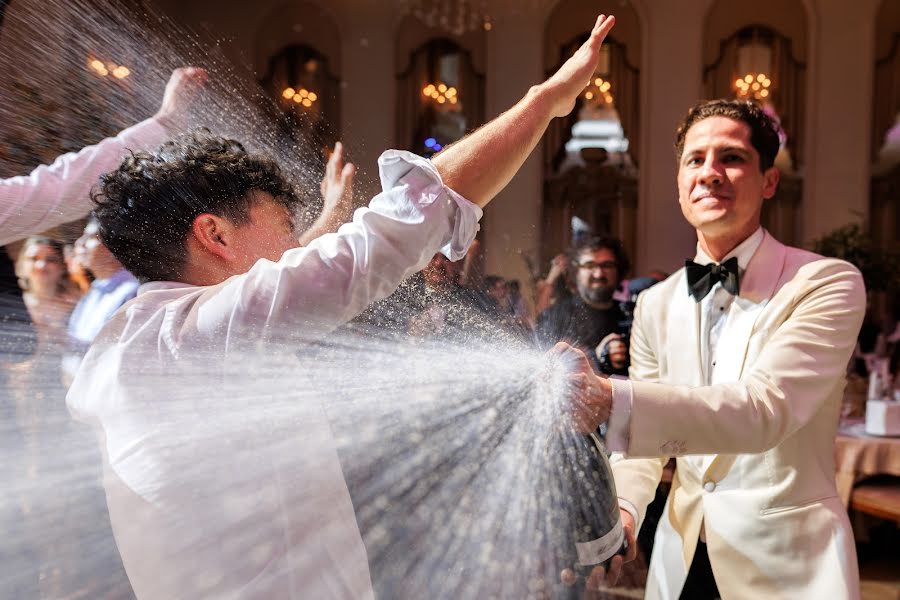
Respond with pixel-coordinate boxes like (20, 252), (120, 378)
(608, 228), (765, 519)
(66, 150), (481, 600)
(0, 118), (168, 245)
(688, 227), (764, 473)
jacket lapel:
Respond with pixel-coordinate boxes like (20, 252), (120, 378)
(666, 271), (704, 387)
(705, 231), (787, 479)
(711, 231), (786, 383)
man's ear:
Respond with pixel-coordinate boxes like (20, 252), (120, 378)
(190, 213), (236, 261)
(762, 166), (780, 200)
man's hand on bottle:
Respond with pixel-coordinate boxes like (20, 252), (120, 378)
(586, 508), (638, 590)
(549, 342), (613, 432)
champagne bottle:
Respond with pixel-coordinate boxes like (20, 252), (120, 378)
(553, 428), (627, 596)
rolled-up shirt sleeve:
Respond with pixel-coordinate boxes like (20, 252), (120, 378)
(0, 118), (168, 246)
(194, 150), (482, 347)
(606, 377), (633, 453)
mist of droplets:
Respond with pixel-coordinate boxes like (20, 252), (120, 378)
(0, 2), (617, 598)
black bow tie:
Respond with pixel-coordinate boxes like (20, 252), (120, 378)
(685, 256), (740, 302)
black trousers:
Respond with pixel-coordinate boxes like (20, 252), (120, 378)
(679, 541), (720, 599)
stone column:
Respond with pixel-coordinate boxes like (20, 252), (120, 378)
(801, 0), (880, 243)
(634, 0), (708, 274)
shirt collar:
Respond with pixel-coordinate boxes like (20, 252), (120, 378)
(694, 227), (765, 272)
(91, 268), (137, 293)
(138, 280), (196, 295)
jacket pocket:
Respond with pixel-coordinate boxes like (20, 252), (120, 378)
(759, 493), (837, 515)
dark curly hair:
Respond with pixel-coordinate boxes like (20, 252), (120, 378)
(91, 130), (301, 282)
(674, 99), (782, 171)
(569, 235), (630, 279)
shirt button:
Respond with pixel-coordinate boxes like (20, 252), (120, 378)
(703, 481), (716, 492)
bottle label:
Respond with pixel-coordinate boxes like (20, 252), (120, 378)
(575, 519), (624, 567)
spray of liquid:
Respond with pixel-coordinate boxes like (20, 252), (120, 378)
(0, 1), (609, 598)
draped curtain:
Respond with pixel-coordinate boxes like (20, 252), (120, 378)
(395, 38), (484, 152)
(259, 44), (341, 151)
(872, 33), (900, 160)
(543, 34), (640, 175)
(703, 26), (806, 170)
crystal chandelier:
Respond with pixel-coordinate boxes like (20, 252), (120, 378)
(734, 73), (771, 100)
(422, 82), (459, 107)
(281, 86), (319, 110)
(734, 36), (772, 101)
(87, 56), (130, 79)
(583, 76), (613, 106)
(400, 0), (493, 34)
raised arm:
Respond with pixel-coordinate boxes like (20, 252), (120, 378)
(297, 142), (357, 246)
(432, 14), (615, 207)
(188, 14), (618, 346)
(0, 67), (205, 245)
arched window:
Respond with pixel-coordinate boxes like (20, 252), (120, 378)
(704, 22), (806, 246)
(704, 25), (805, 172)
(546, 35), (639, 175)
(396, 38), (484, 156)
(260, 44), (341, 150)
(541, 35), (640, 268)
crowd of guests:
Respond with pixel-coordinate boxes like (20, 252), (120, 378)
(352, 227), (668, 378)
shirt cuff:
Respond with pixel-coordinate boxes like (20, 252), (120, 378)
(605, 376), (633, 453)
(118, 117), (170, 151)
(618, 498), (640, 530)
(376, 150), (482, 261)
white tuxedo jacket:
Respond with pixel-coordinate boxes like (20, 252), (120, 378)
(611, 232), (864, 599)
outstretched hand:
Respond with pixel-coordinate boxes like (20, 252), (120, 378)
(545, 14), (616, 119)
(320, 142), (357, 225)
(155, 67), (208, 131)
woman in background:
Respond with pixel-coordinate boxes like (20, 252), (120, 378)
(16, 236), (81, 349)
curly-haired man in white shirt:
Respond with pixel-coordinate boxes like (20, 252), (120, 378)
(66, 15), (618, 600)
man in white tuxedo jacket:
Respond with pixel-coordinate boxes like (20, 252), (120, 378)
(564, 99), (865, 599)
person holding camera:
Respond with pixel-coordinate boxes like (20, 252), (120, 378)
(536, 235), (631, 375)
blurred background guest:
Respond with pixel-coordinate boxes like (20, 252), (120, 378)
(62, 217), (139, 384)
(535, 235), (632, 374)
(15, 237), (81, 351)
